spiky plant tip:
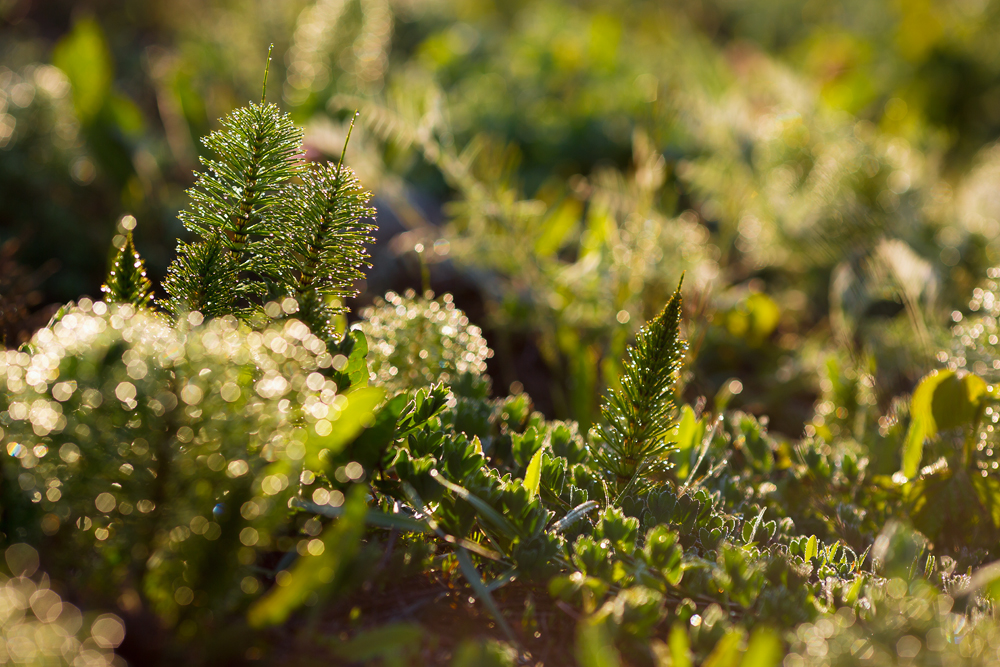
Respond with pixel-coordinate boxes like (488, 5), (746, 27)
(182, 102), (304, 256)
(595, 278), (687, 485)
(259, 159), (375, 341)
(102, 231), (155, 309)
(168, 61), (305, 318)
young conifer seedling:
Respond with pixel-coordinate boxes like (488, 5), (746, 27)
(592, 277), (687, 488)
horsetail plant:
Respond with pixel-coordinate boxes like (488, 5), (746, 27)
(101, 230), (154, 309)
(149, 49), (374, 347)
(592, 277), (687, 489)
(163, 48), (304, 318)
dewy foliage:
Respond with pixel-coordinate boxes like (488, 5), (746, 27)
(100, 230), (154, 309)
(9, 63), (1000, 667)
(593, 279), (686, 486)
(162, 54), (374, 329)
(265, 135), (376, 340)
(163, 96), (303, 316)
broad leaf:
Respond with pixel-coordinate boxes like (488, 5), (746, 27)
(524, 446), (544, 500)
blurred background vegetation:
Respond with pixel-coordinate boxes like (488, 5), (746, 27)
(5, 0), (1000, 441)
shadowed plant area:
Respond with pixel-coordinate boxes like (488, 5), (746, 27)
(8, 1), (1000, 666)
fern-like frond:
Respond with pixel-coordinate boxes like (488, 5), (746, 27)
(593, 277), (687, 485)
(101, 231), (154, 308)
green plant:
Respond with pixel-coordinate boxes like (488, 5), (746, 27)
(591, 281), (686, 487)
(162, 56), (375, 334)
(359, 289), (493, 393)
(6, 56), (1000, 667)
(101, 229), (154, 308)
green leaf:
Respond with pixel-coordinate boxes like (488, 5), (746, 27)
(524, 446), (544, 500)
(804, 535), (818, 561)
(932, 371), (986, 431)
(52, 17), (113, 121)
(291, 499), (431, 534)
(511, 426), (541, 468)
(550, 500), (600, 534)
(535, 198), (582, 257)
(345, 329), (371, 388)
(248, 485), (367, 627)
(740, 627), (782, 667)
(743, 293), (781, 345)
(576, 616), (620, 667)
(742, 508), (766, 545)
(901, 370), (987, 479)
(668, 624), (692, 667)
(304, 385), (385, 469)
(671, 405), (704, 480)
(431, 471), (520, 541)
(703, 630), (744, 667)
(844, 575), (865, 604)
(901, 370), (946, 479)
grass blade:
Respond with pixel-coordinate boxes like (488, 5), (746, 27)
(550, 500), (599, 534)
(456, 548), (520, 647)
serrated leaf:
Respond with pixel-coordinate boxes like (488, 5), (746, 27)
(431, 471), (520, 541)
